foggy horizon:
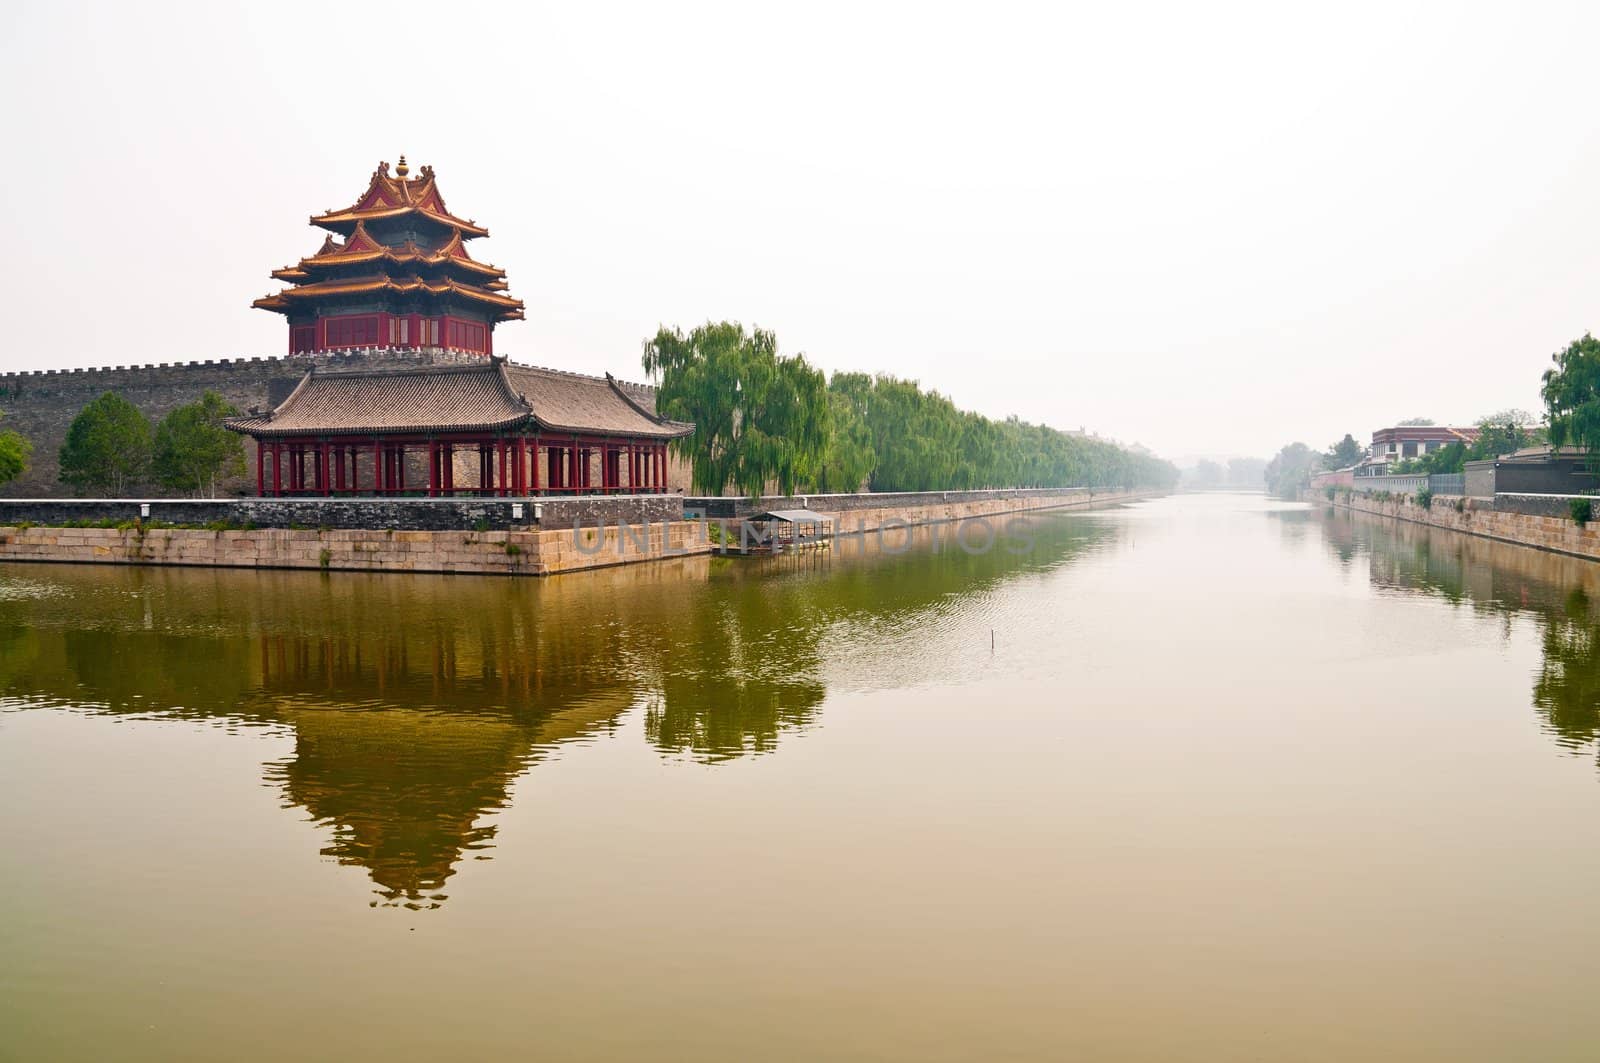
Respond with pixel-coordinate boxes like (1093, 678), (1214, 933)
(4, 1), (1597, 461)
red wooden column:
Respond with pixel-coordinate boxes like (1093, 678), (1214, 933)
(271, 444), (282, 496)
(498, 440), (508, 498)
(256, 443), (265, 496)
(657, 445), (666, 493)
(320, 443), (331, 496)
(373, 440), (384, 495)
(444, 444), (455, 495)
(396, 445), (406, 494)
(568, 442), (579, 494)
(427, 441), (440, 497)
(530, 437), (541, 494)
(513, 438), (526, 494)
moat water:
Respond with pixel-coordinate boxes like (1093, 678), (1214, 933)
(5, 493), (1600, 1060)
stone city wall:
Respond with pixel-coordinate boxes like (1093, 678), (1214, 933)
(0, 348), (695, 498)
(1325, 489), (1600, 563)
(0, 520), (710, 578)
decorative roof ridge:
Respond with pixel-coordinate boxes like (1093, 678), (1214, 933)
(605, 372), (692, 429)
(310, 160), (488, 238)
(304, 358), (505, 381)
(503, 359), (618, 385)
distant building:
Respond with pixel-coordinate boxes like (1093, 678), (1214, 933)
(1371, 425), (1479, 461)
(1356, 424), (1481, 476)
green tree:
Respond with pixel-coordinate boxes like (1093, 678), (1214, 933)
(1468, 409), (1544, 463)
(1416, 440), (1468, 475)
(644, 324), (1181, 497)
(643, 322), (831, 497)
(0, 413), (31, 487)
(810, 382), (876, 493)
(1323, 433), (1363, 470)
(1542, 334), (1600, 463)
(153, 391), (247, 497)
(1265, 442), (1320, 499)
(59, 392), (152, 496)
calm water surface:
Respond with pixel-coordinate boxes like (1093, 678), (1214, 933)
(5, 493), (1600, 1060)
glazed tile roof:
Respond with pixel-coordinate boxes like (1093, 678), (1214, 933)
(226, 358), (694, 439)
(505, 364), (693, 437)
(311, 159), (488, 237)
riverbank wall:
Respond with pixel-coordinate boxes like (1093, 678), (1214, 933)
(689, 487), (1154, 537)
(0, 494), (679, 532)
(0, 521), (710, 577)
(0, 487), (1156, 577)
(1321, 489), (1600, 562)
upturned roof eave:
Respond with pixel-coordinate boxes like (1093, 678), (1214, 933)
(224, 413), (536, 439)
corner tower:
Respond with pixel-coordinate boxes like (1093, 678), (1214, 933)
(253, 157), (524, 355)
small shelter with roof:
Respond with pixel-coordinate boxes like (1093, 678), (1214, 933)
(742, 508), (834, 552)
(226, 357), (693, 497)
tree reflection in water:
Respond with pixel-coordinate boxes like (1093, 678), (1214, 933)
(0, 514), (1117, 906)
(1311, 505), (1600, 767)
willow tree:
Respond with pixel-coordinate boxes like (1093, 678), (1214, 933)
(809, 381), (876, 493)
(1543, 334), (1600, 464)
(642, 322), (830, 497)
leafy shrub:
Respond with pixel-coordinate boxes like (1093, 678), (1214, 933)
(1415, 488), (1433, 509)
(1324, 486), (1336, 500)
(1571, 497), (1593, 527)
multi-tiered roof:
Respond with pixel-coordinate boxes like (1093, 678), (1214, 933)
(254, 157), (524, 354)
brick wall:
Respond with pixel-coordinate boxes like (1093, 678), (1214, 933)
(1328, 489), (1600, 562)
(0, 520), (710, 578)
(0, 348), (691, 497)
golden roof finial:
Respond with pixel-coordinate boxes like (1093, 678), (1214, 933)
(396, 154), (410, 178)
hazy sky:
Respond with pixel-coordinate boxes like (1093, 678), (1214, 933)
(3, 1), (1598, 461)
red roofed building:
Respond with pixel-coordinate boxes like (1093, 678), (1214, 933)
(253, 157), (523, 355)
(1360, 424), (1481, 475)
(231, 158), (694, 497)
(226, 359), (693, 497)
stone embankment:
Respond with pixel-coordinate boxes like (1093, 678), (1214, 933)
(1325, 489), (1600, 562)
(0, 521), (709, 577)
(0, 487), (1158, 578)
(691, 487), (1152, 536)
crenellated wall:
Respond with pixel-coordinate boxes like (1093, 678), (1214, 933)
(0, 348), (695, 498)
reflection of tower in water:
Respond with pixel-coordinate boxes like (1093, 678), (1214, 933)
(253, 630), (635, 908)
(0, 513), (1121, 905)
